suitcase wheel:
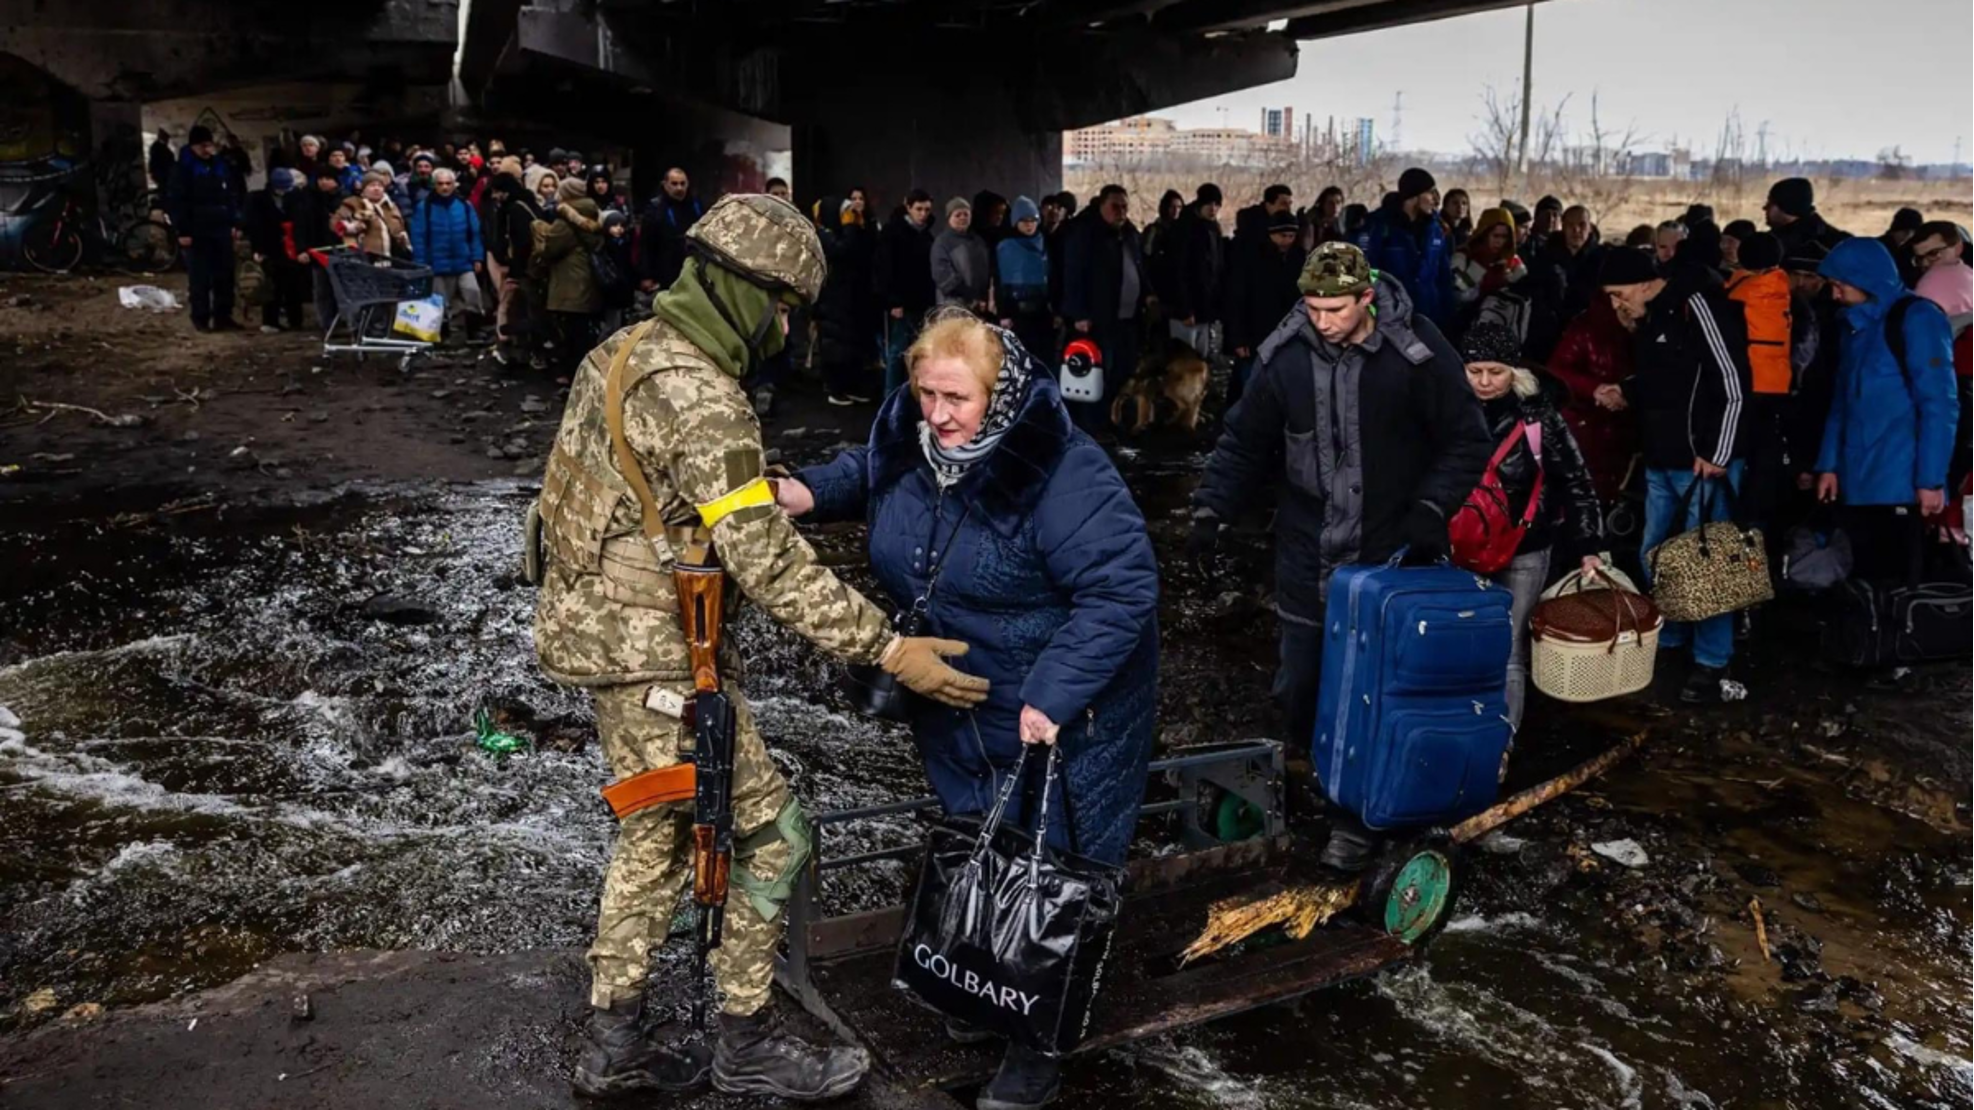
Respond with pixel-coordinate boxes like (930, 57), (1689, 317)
(1364, 839), (1460, 946)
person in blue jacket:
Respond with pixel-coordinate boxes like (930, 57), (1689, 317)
(409, 167), (486, 341)
(1353, 167), (1455, 330)
(778, 309), (1158, 1110)
(994, 195), (1054, 365)
(1814, 237), (1960, 579)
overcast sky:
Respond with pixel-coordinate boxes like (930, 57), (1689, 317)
(1161, 0), (1973, 165)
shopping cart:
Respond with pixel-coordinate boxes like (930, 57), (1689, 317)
(315, 247), (435, 370)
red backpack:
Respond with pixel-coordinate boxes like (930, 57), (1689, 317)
(1449, 421), (1543, 574)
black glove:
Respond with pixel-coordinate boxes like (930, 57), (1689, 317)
(1401, 503), (1447, 563)
(1185, 513), (1222, 564)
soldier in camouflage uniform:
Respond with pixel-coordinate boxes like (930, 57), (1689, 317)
(529, 194), (990, 1101)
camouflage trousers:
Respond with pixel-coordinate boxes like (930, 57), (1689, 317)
(587, 679), (796, 1015)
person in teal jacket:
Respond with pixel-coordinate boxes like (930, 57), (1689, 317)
(1814, 237), (1959, 578)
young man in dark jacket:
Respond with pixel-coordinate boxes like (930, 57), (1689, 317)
(873, 189), (937, 394)
(1763, 177), (1850, 261)
(1598, 247), (1753, 704)
(1354, 167), (1455, 330)
(1189, 242), (1492, 870)
(168, 124), (244, 332)
(1060, 184), (1149, 432)
(1165, 183), (1226, 351)
(147, 129), (174, 192)
(1222, 211), (1305, 406)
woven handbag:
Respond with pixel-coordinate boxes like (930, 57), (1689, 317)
(1645, 478), (1773, 623)
(1531, 570), (1664, 702)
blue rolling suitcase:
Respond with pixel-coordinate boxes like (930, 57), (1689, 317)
(1315, 554), (1515, 831)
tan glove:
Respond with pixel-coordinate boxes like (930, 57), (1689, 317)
(880, 636), (990, 709)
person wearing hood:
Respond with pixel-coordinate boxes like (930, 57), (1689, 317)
(994, 195), (1053, 363)
(1189, 242), (1491, 872)
(1813, 238), (1959, 582)
(534, 175), (605, 371)
(169, 124), (245, 332)
(637, 166), (704, 291)
(1355, 167), (1455, 329)
(1598, 246), (1753, 705)
(525, 165), (560, 215)
(1307, 185), (1349, 248)
(931, 196), (990, 313)
(1451, 206), (1529, 310)
(1141, 188), (1184, 278)
(588, 166), (625, 213)
(1440, 188), (1473, 249)
(485, 161), (545, 366)
(246, 167), (308, 332)
(1223, 209), (1305, 407)
(597, 209), (638, 331)
(781, 310), (1158, 1110)
(1458, 323), (1605, 729)
(1764, 177), (1850, 261)
(970, 189), (1010, 251)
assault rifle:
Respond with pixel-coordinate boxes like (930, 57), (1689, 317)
(675, 534), (733, 1033)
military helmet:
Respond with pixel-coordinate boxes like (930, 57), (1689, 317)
(1298, 241), (1376, 297)
(685, 194), (826, 303)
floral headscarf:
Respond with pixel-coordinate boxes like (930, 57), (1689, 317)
(918, 318), (1037, 489)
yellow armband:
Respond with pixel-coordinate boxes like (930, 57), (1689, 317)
(697, 477), (775, 527)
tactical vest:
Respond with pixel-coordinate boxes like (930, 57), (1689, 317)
(528, 321), (736, 687)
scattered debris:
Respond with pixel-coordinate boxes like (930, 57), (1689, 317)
(1178, 881), (1357, 966)
(1591, 839), (1650, 869)
(17, 398), (146, 428)
(1452, 732), (1647, 844)
(1749, 897), (1773, 963)
(1734, 862), (1782, 888)
(117, 285), (179, 312)
(474, 708), (531, 758)
(22, 987), (58, 1014)
(61, 1002), (104, 1023)
(292, 993), (313, 1021)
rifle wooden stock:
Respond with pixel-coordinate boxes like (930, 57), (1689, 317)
(692, 825), (731, 906)
(674, 559), (725, 695)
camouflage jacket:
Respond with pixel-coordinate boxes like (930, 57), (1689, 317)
(532, 320), (894, 687)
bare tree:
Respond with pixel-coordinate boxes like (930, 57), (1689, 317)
(1876, 145), (1913, 181)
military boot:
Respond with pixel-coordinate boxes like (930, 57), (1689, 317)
(713, 1004), (869, 1101)
(571, 998), (712, 1099)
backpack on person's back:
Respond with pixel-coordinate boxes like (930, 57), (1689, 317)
(1724, 267), (1793, 394)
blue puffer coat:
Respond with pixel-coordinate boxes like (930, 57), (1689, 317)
(1354, 195), (1456, 329)
(410, 192), (484, 277)
(797, 372), (1159, 864)
(1815, 238), (1959, 504)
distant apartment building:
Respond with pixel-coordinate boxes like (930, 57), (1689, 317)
(1065, 115), (1294, 167)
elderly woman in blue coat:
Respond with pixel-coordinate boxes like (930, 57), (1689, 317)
(775, 310), (1158, 1110)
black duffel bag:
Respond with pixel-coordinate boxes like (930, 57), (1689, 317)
(1824, 579), (1971, 666)
(892, 745), (1123, 1057)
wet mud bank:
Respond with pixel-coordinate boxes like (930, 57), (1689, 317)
(0, 432), (1968, 1107)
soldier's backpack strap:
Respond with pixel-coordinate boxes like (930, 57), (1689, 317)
(604, 319), (669, 544)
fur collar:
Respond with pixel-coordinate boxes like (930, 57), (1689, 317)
(867, 375), (1075, 533)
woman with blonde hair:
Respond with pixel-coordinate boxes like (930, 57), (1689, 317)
(777, 310), (1157, 1110)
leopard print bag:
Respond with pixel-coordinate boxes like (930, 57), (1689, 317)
(1646, 478), (1774, 623)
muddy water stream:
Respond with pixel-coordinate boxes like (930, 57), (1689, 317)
(1, 475), (1967, 1109)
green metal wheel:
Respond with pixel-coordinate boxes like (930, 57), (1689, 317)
(1368, 843), (1459, 946)
(1212, 788), (1268, 842)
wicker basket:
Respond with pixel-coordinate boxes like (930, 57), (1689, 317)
(1531, 579), (1664, 703)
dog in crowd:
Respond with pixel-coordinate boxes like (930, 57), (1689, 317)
(1110, 339), (1209, 435)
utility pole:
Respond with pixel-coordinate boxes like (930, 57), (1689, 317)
(1515, 2), (1534, 174)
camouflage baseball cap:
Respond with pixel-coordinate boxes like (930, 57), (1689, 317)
(686, 194), (826, 303)
(1298, 241), (1375, 297)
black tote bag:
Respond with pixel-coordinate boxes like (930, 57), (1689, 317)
(891, 745), (1124, 1057)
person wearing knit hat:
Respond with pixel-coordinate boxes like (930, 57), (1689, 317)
(1223, 204), (1308, 405)
(932, 195), (989, 311)
(944, 195), (971, 219)
(246, 163), (308, 332)
(1765, 176), (1851, 261)
(1168, 183), (1227, 344)
(1720, 218), (1759, 268)
(1602, 215), (1755, 703)
(1736, 231), (1783, 274)
(1355, 166), (1455, 327)
(1192, 233), (1491, 871)
(994, 195), (1053, 364)
(166, 121), (243, 331)
(1456, 317), (1606, 729)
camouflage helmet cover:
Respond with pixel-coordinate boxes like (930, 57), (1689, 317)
(1298, 241), (1376, 297)
(686, 193), (826, 303)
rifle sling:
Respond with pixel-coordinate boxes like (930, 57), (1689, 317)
(603, 320), (715, 558)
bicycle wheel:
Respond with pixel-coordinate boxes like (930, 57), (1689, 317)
(116, 218), (180, 273)
(23, 219), (84, 274)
